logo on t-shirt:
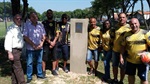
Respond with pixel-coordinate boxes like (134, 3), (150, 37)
(49, 23), (53, 27)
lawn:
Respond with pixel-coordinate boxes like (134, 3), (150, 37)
(0, 22), (12, 38)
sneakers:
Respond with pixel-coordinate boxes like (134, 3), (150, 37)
(118, 81), (124, 84)
(37, 76), (46, 79)
(95, 69), (98, 76)
(52, 70), (58, 76)
(111, 79), (118, 84)
(43, 71), (46, 77)
(63, 67), (69, 73)
(26, 79), (32, 84)
(55, 67), (59, 71)
(88, 69), (94, 75)
(101, 77), (109, 82)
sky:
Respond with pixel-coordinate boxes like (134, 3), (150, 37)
(2, 0), (150, 14)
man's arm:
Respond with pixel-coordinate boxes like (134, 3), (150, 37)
(23, 35), (36, 49)
(4, 28), (14, 61)
(36, 35), (46, 50)
(51, 31), (60, 47)
(50, 22), (60, 47)
(120, 45), (125, 64)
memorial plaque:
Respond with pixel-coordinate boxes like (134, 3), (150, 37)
(75, 22), (82, 33)
(70, 19), (89, 74)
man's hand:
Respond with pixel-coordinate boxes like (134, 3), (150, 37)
(32, 44), (37, 50)
(35, 44), (43, 50)
(8, 52), (14, 61)
(49, 45), (53, 49)
(120, 56), (124, 65)
(50, 41), (56, 47)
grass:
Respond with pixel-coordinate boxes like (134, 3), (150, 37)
(0, 22), (12, 38)
(0, 51), (150, 84)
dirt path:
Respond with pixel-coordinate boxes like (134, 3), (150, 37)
(30, 68), (107, 84)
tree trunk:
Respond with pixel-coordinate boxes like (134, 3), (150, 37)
(131, 0), (138, 18)
(131, 2), (135, 18)
(22, 0), (28, 20)
(140, 0), (149, 30)
(146, 0), (150, 9)
(11, 0), (20, 17)
(112, 8), (115, 20)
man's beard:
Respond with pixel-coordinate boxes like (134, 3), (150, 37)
(48, 17), (53, 20)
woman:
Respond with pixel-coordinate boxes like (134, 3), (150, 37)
(100, 20), (113, 82)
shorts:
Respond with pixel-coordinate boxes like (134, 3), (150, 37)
(42, 45), (50, 61)
(43, 44), (58, 62)
(53, 43), (69, 61)
(86, 48), (99, 62)
(112, 51), (126, 68)
(125, 61), (149, 81)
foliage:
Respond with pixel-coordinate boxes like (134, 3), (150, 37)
(41, 8), (93, 21)
(0, 2), (38, 20)
(0, 2), (12, 17)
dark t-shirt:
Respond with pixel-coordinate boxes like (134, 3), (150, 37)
(42, 20), (56, 45)
(58, 21), (70, 45)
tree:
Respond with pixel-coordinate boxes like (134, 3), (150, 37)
(146, 0), (150, 9)
(140, 0), (149, 29)
(0, 2), (12, 17)
(22, 0), (28, 20)
(11, 0), (29, 21)
(130, 0), (138, 17)
(73, 9), (83, 18)
(11, 0), (20, 17)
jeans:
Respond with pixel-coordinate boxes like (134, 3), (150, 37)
(103, 50), (112, 79)
(26, 49), (43, 79)
(86, 48), (99, 62)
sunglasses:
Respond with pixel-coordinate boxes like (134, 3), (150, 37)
(15, 18), (22, 20)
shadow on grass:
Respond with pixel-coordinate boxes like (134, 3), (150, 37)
(87, 67), (104, 78)
(0, 49), (11, 77)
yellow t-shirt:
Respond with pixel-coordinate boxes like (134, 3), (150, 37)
(113, 24), (130, 52)
(101, 29), (112, 51)
(121, 29), (148, 64)
(145, 31), (150, 46)
(88, 27), (101, 50)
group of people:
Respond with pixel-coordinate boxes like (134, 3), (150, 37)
(86, 13), (150, 84)
(4, 9), (70, 84)
(4, 9), (150, 84)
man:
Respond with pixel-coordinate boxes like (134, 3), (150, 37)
(42, 9), (60, 76)
(112, 13), (130, 84)
(120, 18), (149, 84)
(4, 14), (26, 84)
(23, 12), (46, 83)
(86, 17), (100, 76)
(55, 13), (70, 74)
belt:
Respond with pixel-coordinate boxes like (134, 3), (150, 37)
(12, 48), (22, 51)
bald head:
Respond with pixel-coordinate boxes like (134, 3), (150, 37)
(130, 18), (140, 24)
(129, 18), (140, 33)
